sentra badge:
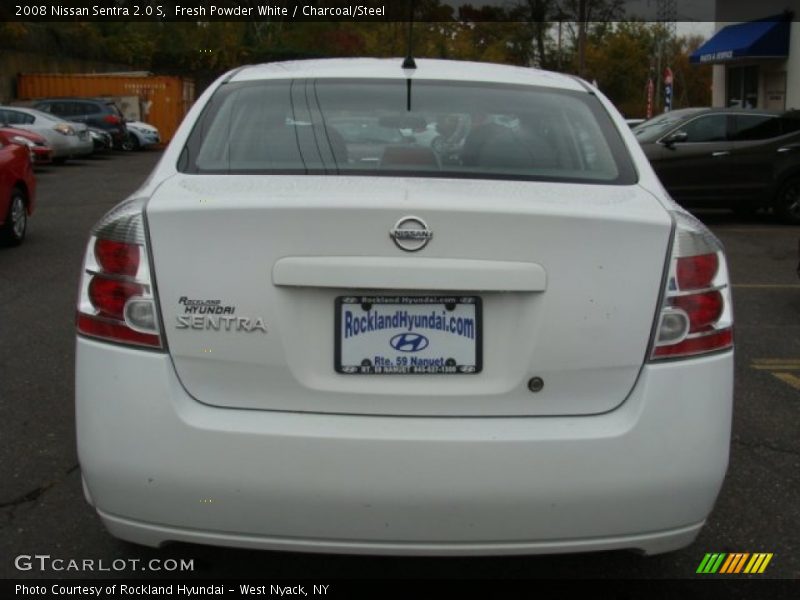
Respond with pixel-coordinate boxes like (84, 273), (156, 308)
(176, 297), (267, 333)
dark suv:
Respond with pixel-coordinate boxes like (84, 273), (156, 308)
(634, 108), (800, 223)
(34, 98), (128, 149)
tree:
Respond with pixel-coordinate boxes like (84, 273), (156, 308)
(0, 11), (711, 115)
(581, 22), (712, 117)
(668, 35), (712, 109)
(554, 0), (625, 74)
(507, 1), (559, 68)
(583, 21), (654, 117)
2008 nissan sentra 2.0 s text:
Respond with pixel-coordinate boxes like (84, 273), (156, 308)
(75, 58), (734, 556)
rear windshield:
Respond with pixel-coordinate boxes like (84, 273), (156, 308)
(180, 79), (636, 184)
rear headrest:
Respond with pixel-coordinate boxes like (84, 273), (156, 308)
(381, 146), (440, 169)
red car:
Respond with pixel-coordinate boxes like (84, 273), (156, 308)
(0, 126), (53, 165)
(0, 133), (36, 246)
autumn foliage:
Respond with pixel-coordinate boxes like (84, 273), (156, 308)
(1, 11), (711, 115)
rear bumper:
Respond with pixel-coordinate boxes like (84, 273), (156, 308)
(47, 135), (86, 159)
(90, 132), (112, 151)
(70, 137), (94, 157)
(96, 511), (703, 557)
(32, 147), (53, 164)
(76, 338), (733, 556)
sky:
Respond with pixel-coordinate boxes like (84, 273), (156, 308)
(438, 0), (720, 21)
(675, 21), (715, 39)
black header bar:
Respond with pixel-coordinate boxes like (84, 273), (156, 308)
(2, 1), (798, 23)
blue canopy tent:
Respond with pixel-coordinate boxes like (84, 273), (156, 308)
(690, 15), (791, 64)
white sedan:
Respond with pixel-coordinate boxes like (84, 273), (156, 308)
(0, 106), (93, 161)
(123, 120), (160, 150)
(75, 58), (734, 556)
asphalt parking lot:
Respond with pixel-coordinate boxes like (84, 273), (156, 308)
(0, 150), (798, 580)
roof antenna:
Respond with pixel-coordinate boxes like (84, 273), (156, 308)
(402, 1), (417, 111)
(402, 0), (416, 70)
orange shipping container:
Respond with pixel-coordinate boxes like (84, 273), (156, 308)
(16, 73), (195, 143)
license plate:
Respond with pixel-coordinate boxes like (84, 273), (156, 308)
(335, 296), (482, 375)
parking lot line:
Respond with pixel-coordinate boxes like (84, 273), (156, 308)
(772, 373), (800, 391)
(751, 359), (800, 371)
(751, 359), (800, 390)
(752, 358), (800, 364)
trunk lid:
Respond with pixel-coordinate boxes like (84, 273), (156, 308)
(146, 175), (671, 416)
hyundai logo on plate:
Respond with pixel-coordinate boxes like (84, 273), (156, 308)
(390, 333), (429, 353)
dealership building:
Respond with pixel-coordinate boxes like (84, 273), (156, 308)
(691, 1), (799, 110)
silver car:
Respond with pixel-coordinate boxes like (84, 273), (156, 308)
(0, 106), (93, 162)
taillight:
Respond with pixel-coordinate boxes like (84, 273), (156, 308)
(650, 212), (733, 360)
(76, 197), (163, 349)
(676, 253), (718, 289)
(94, 238), (140, 276)
(103, 114), (121, 125)
(8, 135), (36, 161)
(88, 276), (144, 319)
(54, 123), (75, 136)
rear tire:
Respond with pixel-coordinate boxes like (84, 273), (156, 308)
(774, 176), (800, 224)
(121, 133), (138, 152)
(0, 188), (27, 246)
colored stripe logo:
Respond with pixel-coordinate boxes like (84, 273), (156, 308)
(697, 553), (773, 574)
